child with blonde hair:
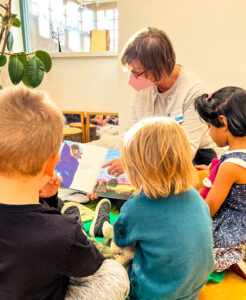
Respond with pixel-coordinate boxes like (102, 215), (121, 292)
(195, 87), (246, 274)
(90, 117), (214, 300)
(0, 86), (129, 300)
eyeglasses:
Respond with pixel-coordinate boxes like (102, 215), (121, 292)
(131, 70), (145, 79)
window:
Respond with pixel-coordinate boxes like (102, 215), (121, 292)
(20, 0), (118, 53)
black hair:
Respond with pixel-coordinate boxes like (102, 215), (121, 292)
(195, 86), (246, 137)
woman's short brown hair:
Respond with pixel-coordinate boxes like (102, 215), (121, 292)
(121, 27), (176, 82)
(121, 117), (193, 199)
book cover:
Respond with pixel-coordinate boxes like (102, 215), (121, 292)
(56, 141), (134, 200)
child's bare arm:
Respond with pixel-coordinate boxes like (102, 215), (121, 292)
(205, 162), (240, 216)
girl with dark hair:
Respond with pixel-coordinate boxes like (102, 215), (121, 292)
(195, 87), (246, 273)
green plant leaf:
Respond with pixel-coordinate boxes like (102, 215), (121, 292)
(11, 18), (21, 28)
(19, 54), (30, 87)
(8, 56), (24, 85)
(11, 14), (17, 18)
(9, 52), (26, 63)
(0, 55), (7, 67)
(22, 60), (32, 88)
(17, 53), (28, 66)
(6, 31), (14, 51)
(27, 56), (44, 88)
(9, 54), (16, 61)
(35, 50), (52, 72)
(2, 15), (8, 25)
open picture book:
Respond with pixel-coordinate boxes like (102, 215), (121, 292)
(56, 140), (135, 201)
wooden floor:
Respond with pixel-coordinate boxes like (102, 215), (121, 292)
(198, 271), (246, 300)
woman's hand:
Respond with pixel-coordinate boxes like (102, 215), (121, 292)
(39, 172), (62, 198)
(102, 158), (124, 177)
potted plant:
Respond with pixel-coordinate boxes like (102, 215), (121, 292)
(0, 0), (52, 88)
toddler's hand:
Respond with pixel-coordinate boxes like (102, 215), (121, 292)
(87, 192), (98, 200)
(39, 172), (62, 198)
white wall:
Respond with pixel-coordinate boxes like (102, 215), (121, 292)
(2, 0), (246, 132)
(35, 55), (119, 112)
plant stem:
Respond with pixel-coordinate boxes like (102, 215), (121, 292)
(0, 0), (8, 46)
(0, 27), (5, 43)
(0, 4), (8, 10)
(1, 30), (7, 55)
(1, 0), (11, 55)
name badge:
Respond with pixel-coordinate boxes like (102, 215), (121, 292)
(171, 111), (183, 124)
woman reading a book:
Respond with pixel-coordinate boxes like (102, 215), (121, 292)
(103, 27), (218, 177)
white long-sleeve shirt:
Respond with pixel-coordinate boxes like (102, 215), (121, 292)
(127, 68), (217, 159)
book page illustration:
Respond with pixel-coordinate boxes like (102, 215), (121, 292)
(55, 141), (108, 193)
(94, 149), (135, 200)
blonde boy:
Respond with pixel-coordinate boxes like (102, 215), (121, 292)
(0, 87), (129, 300)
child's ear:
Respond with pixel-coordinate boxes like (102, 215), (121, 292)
(218, 115), (228, 130)
(44, 153), (61, 177)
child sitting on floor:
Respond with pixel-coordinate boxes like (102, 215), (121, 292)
(195, 87), (246, 273)
(0, 86), (129, 300)
(90, 117), (214, 300)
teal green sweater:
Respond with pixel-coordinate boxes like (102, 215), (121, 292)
(113, 188), (214, 300)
